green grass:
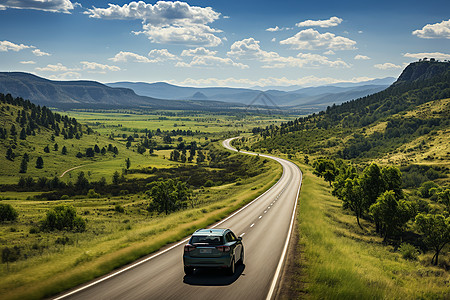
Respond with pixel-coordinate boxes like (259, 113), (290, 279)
(0, 150), (282, 300)
(290, 162), (449, 299)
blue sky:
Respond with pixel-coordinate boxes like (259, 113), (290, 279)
(0, 0), (449, 88)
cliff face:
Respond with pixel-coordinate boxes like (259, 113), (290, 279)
(394, 61), (450, 85)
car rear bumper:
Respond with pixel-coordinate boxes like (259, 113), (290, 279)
(183, 255), (232, 268)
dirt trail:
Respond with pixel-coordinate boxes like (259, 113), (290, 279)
(60, 165), (85, 178)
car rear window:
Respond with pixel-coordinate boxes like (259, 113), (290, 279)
(190, 235), (224, 245)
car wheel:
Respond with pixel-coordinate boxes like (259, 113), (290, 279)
(184, 266), (194, 275)
(238, 248), (244, 265)
(227, 257), (235, 275)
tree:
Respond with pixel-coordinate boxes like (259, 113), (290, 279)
(0, 204), (18, 222)
(35, 156), (44, 169)
(381, 166), (403, 199)
(44, 145), (50, 153)
(85, 147), (95, 157)
(415, 213), (450, 265)
(147, 179), (191, 215)
(19, 128), (26, 140)
(10, 124), (16, 136)
(40, 205), (86, 232)
(197, 150), (205, 163)
(61, 146), (67, 155)
(369, 191), (413, 241)
(112, 171), (120, 185)
(75, 171), (89, 190)
(94, 144), (100, 153)
(342, 177), (364, 228)
(180, 153), (186, 163)
(419, 181), (439, 198)
(360, 163), (385, 208)
(6, 148), (14, 161)
(163, 135), (172, 143)
(54, 143), (59, 151)
(437, 189), (450, 212)
(19, 156), (27, 173)
(313, 159), (336, 183)
(304, 155), (309, 165)
(125, 158), (131, 169)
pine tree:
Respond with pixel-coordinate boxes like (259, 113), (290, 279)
(61, 146), (67, 155)
(19, 156), (27, 173)
(36, 157), (44, 169)
(19, 128), (26, 140)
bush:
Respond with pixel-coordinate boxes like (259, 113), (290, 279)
(0, 203), (18, 222)
(40, 205), (86, 232)
(204, 180), (214, 187)
(87, 189), (100, 198)
(60, 195), (70, 200)
(399, 243), (419, 260)
(114, 204), (125, 213)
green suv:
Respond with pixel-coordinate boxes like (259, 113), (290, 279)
(183, 228), (244, 275)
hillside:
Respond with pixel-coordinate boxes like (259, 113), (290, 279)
(0, 72), (246, 111)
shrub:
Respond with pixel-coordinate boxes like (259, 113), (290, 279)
(87, 189), (100, 198)
(60, 195), (70, 200)
(399, 243), (419, 260)
(0, 203), (18, 222)
(114, 204), (125, 213)
(40, 205), (86, 232)
(204, 180), (214, 187)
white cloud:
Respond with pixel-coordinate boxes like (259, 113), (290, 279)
(148, 49), (179, 61)
(136, 23), (222, 47)
(85, 1), (223, 46)
(354, 54), (370, 60)
(48, 71), (82, 80)
(0, 40), (32, 52)
(412, 19), (450, 39)
(80, 61), (121, 73)
(296, 16), (343, 28)
(32, 49), (51, 56)
(228, 37), (350, 69)
(271, 38), (276, 42)
(20, 61), (36, 64)
(176, 55), (248, 69)
(374, 63), (402, 70)
(266, 26), (281, 32)
(323, 50), (335, 55)
(172, 75), (375, 88)
(35, 63), (74, 72)
(0, 0), (75, 13)
(181, 47), (217, 56)
(280, 29), (357, 50)
(403, 52), (450, 61)
(109, 51), (153, 63)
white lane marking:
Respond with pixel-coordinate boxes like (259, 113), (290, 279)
(240, 233), (245, 237)
(259, 216), (262, 219)
(250, 223), (255, 228)
(266, 163), (302, 300)
(264, 211), (267, 214)
(55, 137), (290, 300)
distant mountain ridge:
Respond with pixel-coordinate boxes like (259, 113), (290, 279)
(107, 78), (395, 110)
(0, 72), (246, 110)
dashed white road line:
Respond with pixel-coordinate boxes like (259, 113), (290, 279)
(240, 233), (245, 237)
(250, 223), (255, 228)
(259, 216), (262, 219)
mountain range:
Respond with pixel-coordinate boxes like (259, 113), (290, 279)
(0, 71), (395, 112)
(107, 77), (395, 110)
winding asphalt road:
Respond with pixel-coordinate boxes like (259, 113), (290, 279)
(54, 137), (302, 300)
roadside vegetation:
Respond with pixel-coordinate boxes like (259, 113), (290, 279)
(289, 163), (449, 299)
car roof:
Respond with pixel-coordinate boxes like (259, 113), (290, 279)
(193, 228), (228, 236)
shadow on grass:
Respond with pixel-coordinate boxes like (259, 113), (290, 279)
(183, 264), (246, 286)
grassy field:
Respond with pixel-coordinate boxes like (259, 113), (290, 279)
(0, 147), (282, 300)
(289, 162), (449, 299)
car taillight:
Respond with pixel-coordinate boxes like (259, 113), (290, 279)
(184, 244), (196, 252)
(216, 246), (230, 252)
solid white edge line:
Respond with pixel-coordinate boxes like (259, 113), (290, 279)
(265, 162), (302, 300)
(54, 137), (287, 300)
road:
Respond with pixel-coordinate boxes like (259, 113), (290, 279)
(55, 137), (302, 300)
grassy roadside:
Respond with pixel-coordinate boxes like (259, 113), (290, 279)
(0, 150), (282, 300)
(288, 162), (449, 299)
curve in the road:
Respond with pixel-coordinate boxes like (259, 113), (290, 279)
(54, 137), (302, 300)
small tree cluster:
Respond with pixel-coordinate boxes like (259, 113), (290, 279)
(40, 205), (86, 232)
(146, 179), (191, 215)
(0, 204), (18, 222)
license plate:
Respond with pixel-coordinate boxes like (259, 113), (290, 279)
(200, 248), (212, 254)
